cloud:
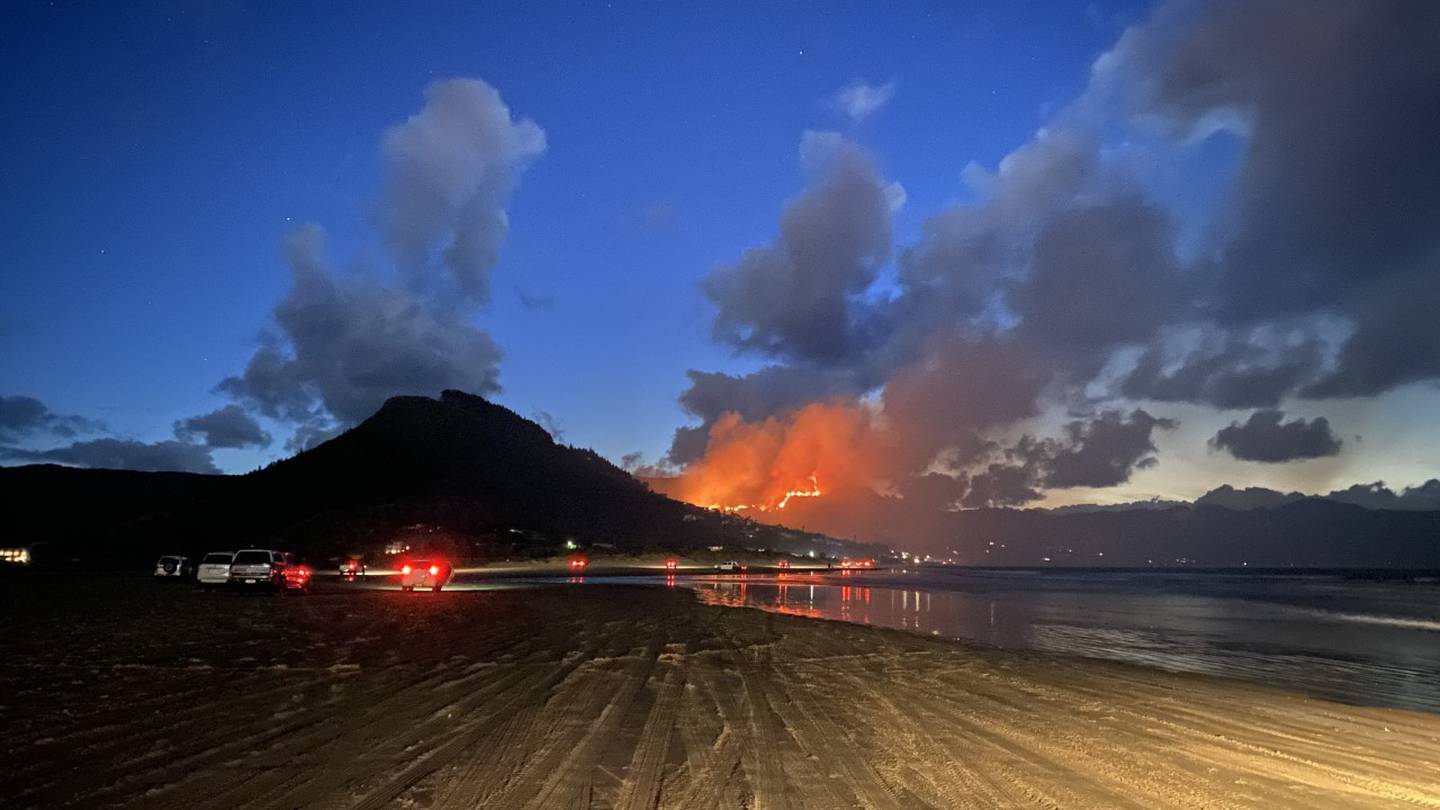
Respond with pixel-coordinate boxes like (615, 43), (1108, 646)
(285, 418), (342, 454)
(531, 410), (564, 442)
(514, 286), (556, 310)
(958, 409), (1176, 506)
(701, 132), (893, 363)
(1120, 1), (1440, 401)
(665, 2), (1440, 543)
(1209, 409), (1343, 463)
(0, 395), (104, 443)
(961, 462), (1040, 509)
(217, 78), (544, 446)
(219, 226), (505, 426)
(831, 80), (896, 123)
(1, 438), (219, 474)
(173, 405), (271, 449)
(1038, 409), (1176, 488)
(1121, 330), (1324, 409)
(379, 78), (547, 303)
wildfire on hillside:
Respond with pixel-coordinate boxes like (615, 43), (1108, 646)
(655, 400), (888, 514)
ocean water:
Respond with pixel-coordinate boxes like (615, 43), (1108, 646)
(682, 568), (1440, 713)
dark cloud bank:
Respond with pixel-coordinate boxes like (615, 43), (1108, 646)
(661, 0), (1440, 539)
(1209, 410), (1341, 463)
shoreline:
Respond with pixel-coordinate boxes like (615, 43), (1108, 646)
(3, 577), (1438, 808)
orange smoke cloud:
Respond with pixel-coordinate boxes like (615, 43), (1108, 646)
(663, 400), (883, 513)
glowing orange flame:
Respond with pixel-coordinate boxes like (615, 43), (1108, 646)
(705, 474), (822, 513)
(658, 400), (882, 514)
(776, 475), (822, 509)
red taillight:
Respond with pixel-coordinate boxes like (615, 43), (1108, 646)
(428, 565), (439, 576)
(665, 559), (677, 569)
(400, 564), (412, 575)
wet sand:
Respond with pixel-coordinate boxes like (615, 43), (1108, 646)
(2, 576), (1438, 808)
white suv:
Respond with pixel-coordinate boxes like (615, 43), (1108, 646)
(228, 549), (292, 589)
(154, 555), (194, 579)
(197, 552), (234, 586)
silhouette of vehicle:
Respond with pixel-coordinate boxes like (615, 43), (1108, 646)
(399, 559), (453, 592)
(196, 552), (233, 586)
(281, 564), (313, 593)
(229, 549), (293, 590)
(154, 555), (194, 580)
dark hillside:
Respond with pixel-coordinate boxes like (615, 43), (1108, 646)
(0, 391), (847, 566)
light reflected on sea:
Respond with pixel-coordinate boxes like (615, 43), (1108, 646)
(685, 571), (1440, 714)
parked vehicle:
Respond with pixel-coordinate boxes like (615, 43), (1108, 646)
(281, 564), (313, 593)
(154, 555), (194, 580)
(716, 560), (742, 572)
(228, 549), (292, 589)
(664, 558), (678, 571)
(399, 559), (453, 592)
(338, 559), (366, 577)
(568, 557), (589, 572)
(196, 552), (234, 586)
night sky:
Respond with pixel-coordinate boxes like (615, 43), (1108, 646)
(3, 1), (1438, 514)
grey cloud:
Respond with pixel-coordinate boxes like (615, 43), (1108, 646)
(219, 225), (504, 426)
(531, 410), (564, 442)
(0, 395), (104, 442)
(1210, 409), (1342, 463)
(220, 79), (541, 443)
(1039, 409), (1176, 488)
(1122, 331), (1323, 409)
(900, 472), (968, 513)
(173, 405), (271, 449)
(380, 78), (546, 303)
(879, 337), (1053, 474)
(701, 132), (893, 363)
(961, 462), (1042, 509)
(620, 451), (644, 471)
(956, 409), (1175, 506)
(1130, 2), (1440, 325)
(664, 424), (711, 468)
(285, 418), (342, 454)
(1302, 273), (1440, 398)
(678, 365), (869, 426)
(1010, 197), (1184, 354)
(2, 438), (218, 474)
(894, 129), (1100, 349)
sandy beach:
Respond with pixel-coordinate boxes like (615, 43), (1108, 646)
(2, 575), (1438, 809)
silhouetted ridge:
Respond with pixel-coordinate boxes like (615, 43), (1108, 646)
(0, 391), (845, 566)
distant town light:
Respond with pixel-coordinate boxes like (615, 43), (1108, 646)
(0, 548), (30, 565)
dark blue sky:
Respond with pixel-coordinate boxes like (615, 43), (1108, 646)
(4, 1), (1437, 507)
